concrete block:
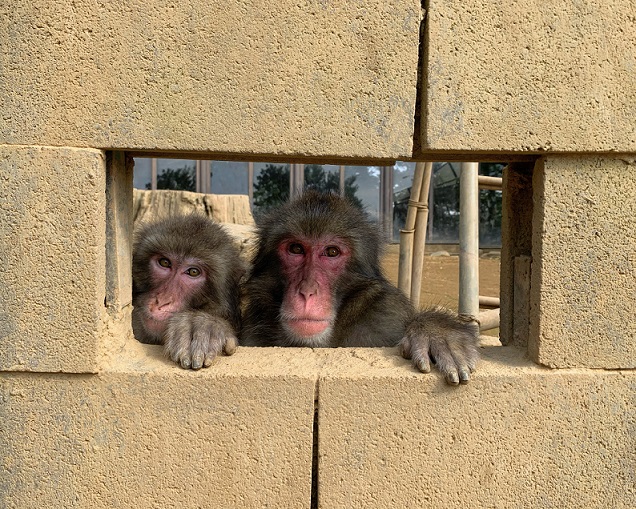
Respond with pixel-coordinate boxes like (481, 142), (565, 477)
(105, 152), (133, 315)
(2, 343), (634, 507)
(499, 162), (534, 346)
(0, 146), (106, 373)
(530, 157), (636, 368)
(0, 0), (422, 161)
(317, 346), (636, 508)
(0, 346), (317, 508)
(421, 1), (636, 156)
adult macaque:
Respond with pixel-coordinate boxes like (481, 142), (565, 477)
(132, 215), (244, 369)
(241, 191), (479, 385)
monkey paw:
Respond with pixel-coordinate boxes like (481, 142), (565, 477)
(164, 312), (238, 370)
(399, 308), (480, 385)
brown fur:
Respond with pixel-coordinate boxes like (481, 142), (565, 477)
(132, 214), (244, 369)
(240, 191), (480, 385)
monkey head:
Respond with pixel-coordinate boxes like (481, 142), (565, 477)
(132, 214), (242, 345)
(247, 191), (383, 347)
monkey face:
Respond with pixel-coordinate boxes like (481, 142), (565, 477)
(133, 253), (208, 343)
(277, 236), (351, 344)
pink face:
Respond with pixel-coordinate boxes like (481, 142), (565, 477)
(141, 254), (207, 336)
(278, 235), (350, 341)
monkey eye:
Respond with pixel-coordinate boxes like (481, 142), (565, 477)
(158, 257), (172, 268)
(325, 246), (340, 257)
(186, 267), (201, 278)
(289, 243), (305, 255)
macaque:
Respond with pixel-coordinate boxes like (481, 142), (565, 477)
(132, 215), (244, 369)
(241, 191), (479, 385)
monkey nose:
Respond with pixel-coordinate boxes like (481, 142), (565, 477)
(154, 299), (173, 310)
(298, 282), (318, 299)
(299, 289), (315, 299)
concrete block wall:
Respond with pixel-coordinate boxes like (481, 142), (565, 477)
(1, 1), (635, 507)
(420, 0), (636, 156)
(0, 147), (106, 373)
(529, 157), (636, 368)
(1, 0), (422, 162)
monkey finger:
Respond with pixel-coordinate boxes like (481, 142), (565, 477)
(190, 331), (215, 370)
(398, 336), (412, 359)
(465, 346), (479, 373)
(404, 332), (431, 373)
(430, 343), (460, 385)
(446, 370), (460, 386)
(203, 352), (217, 368)
(191, 351), (205, 370)
(165, 343), (192, 369)
(179, 354), (192, 370)
(447, 349), (472, 384)
(414, 355), (431, 374)
(223, 335), (238, 356)
(458, 367), (471, 384)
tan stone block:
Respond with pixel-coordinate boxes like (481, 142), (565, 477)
(0, 347), (318, 508)
(499, 162), (534, 346)
(0, 1), (422, 161)
(0, 146), (106, 373)
(530, 157), (636, 368)
(105, 152), (134, 315)
(3, 344), (635, 507)
(317, 346), (636, 508)
(421, 1), (636, 155)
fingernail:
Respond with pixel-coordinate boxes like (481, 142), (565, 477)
(192, 353), (204, 369)
(416, 359), (431, 373)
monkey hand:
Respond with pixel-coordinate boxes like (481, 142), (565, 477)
(398, 307), (480, 385)
(164, 311), (238, 370)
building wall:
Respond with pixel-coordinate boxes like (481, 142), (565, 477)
(1, 1), (635, 507)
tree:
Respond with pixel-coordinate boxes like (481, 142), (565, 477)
(304, 164), (363, 209)
(252, 164), (363, 218)
(478, 163), (504, 246)
(147, 166), (196, 192)
(252, 164), (290, 218)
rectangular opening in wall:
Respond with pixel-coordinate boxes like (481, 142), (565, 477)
(127, 155), (507, 368)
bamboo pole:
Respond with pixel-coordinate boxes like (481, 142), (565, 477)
(459, 162), (480, 319)
(409, 162), (433, 308)
(397, 162), (427, 296)
(479, 296), (500, 308)
(478, 175), (503, 190)
(478, 308), (500, 331)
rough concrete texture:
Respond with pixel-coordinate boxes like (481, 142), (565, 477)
(0, 1), (422, 161)
(105, 152), (134, 314)
(0, 146), (106, 373)
(530, 157), (636, 368)
(499, 162), (534, 346)
(2, 344), (634, 507)
(0, 345), (318, 508)
(317, 346), (635, 508)
(421, 1), (636, 155)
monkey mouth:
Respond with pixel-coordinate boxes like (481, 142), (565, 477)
(284, 318), (331, 338)
(142, 314), (170, 337)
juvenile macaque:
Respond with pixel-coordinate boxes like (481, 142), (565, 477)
(132, 215), (244, 369)
(241, 191), (479, 385)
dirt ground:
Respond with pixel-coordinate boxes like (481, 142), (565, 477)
(381, 244), (501, 335)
